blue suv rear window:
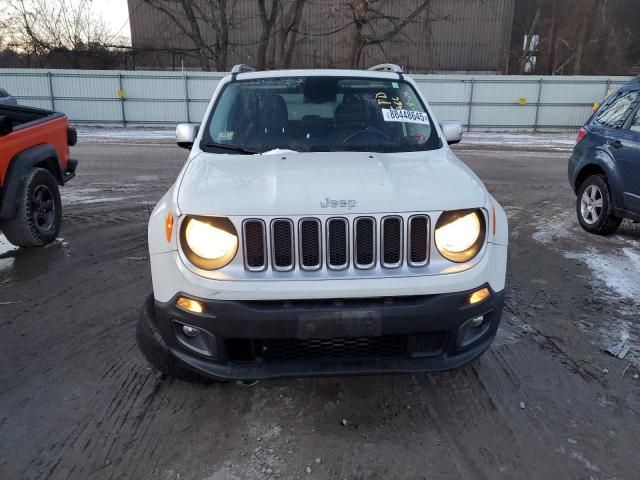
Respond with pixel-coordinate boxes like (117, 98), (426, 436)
(595, 90), (638, 128)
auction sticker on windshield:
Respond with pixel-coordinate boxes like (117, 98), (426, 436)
(382, 108), (429, 125)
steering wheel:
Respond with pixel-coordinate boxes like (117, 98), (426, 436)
(342, 127), (392, 145)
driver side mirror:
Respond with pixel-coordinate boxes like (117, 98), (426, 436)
(176, 123), (200, 149)
(440, 121), (463, 145)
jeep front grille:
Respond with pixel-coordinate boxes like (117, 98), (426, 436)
(271, 219), (294, 271)
(299, 218), (322, 270)
(327, 218), (349, 269)
(242, 214), (431, 273)
(242, 220), (267, 271)
(408, 215), (430, 267)
(381, 216), (403, 268)
(354, 217), (376, 269)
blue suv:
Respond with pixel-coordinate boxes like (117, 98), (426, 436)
(568, 79), (640, 234)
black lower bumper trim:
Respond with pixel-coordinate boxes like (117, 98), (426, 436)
(147, 285), (505, 380)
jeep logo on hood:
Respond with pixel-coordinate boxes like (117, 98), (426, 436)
(320, 198), (357, 209)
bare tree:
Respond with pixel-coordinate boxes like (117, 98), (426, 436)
(274, 0), (305, 68)
(256, 0), (306, 69)
(256, 0), (278, 70)
(142, 0), (236, 71)
(4, 0), (112, 58)
(344, 0), (434, 69)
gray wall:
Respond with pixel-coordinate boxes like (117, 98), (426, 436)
(128, 0), (515, 73)
(0, 69), (632, 130)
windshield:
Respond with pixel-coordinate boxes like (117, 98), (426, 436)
(202, 76), (441, 154)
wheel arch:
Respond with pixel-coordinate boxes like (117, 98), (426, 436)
(573, 154), (624, 209)
(0, 144), (62, 221)
(574, 163), (607, 191)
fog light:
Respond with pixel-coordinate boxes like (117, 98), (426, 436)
(469, 287), (490, 305)
(469, 315), (484, 328)
(176, 297), (204, 314)
(173, 320), (218, 358)
(182, 325), (201, 337)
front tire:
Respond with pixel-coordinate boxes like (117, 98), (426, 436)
(136, 295), (213, 384)
(2, 168), (62, 247)
(576, 174), (622, 235)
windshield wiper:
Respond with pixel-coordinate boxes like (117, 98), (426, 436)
(204, 142), (259, 155)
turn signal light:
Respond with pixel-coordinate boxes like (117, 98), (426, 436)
(492, 204), (497, 236)
(176, 297), (204, 314)
(165, 213), (174, 243)
(469, 287), (490, 305)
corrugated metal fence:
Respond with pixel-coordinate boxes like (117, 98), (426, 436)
(0, 69), (633, 131)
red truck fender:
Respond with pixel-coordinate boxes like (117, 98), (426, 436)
(0, 144), (76, 221)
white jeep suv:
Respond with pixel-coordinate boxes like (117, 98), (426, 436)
(137, 64), (509, 382)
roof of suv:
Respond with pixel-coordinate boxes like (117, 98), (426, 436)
(623, 77), (640, 88)
(231, 69), (405, 82)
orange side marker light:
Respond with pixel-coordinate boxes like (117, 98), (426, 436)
(492, 205), (497, 236)
(165, 213), (174, 243)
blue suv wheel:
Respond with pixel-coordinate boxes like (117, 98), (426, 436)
(575, 174), (622, 235)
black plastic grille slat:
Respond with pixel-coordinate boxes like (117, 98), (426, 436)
(355, 218), (375, 267)
(327, 219), (348, 268)
(415, 332), (448, 356)
(272, 220), (293, 269)
(299, 219), (321, 268)
(409, 216), (429, 265)
(263, 336), (408, 361)
(225, 333), (450, 362)
(244, 220), (266, 269)
(382, 217), (402, 266)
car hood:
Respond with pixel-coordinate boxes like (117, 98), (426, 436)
(177, 149), (487, 216)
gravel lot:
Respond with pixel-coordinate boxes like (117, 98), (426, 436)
(1, 136), (639, 480)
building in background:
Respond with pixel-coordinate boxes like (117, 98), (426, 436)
(127, 0), (516, 73)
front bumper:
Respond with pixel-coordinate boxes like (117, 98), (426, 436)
(146, 285), (505, 380)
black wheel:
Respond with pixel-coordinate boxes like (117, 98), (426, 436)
(2, 168), (62, 247)
(576, 174), (622, 235)
(136, 295), (214, 384)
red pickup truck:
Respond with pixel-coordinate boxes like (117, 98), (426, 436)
(0, 104), (77, 247)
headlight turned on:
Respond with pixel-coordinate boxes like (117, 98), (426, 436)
(435, 209), (486, 263)
(180, 216), (238, 270)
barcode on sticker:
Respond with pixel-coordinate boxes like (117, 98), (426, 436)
(382, 109), (429, 125)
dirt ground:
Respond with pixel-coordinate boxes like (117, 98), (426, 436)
(1, 138), (639, 480)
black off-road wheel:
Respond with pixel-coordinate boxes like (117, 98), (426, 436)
(2, 168), (62, 247)
(576, 174), (622, 235)
(136, 296), (214, 384)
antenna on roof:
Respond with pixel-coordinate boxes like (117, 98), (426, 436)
(368, 63), (404, 74)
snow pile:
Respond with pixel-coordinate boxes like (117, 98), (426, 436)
(75, 126), (577, 151)
(565, 247), (640, 301)
(461, 132), (576, 151)
(77, 127), (174, 143)
(531, 212), (576, 244)
(60, 188), (132, 205)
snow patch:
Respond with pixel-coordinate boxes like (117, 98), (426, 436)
(0, 234), (17, 280)
(61, 188), (132, 205)
(462, 132), (575, 150)
(565, 248), (640, 300)
(77, 127), (174, 143)
(260, 149), (298, 155)
(76, 127), (577, 151)
(532, 214), (640, 363)
(532, 213), (575, 244)
(569, 451), (600, 472)
(0, 234), (17, 256)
